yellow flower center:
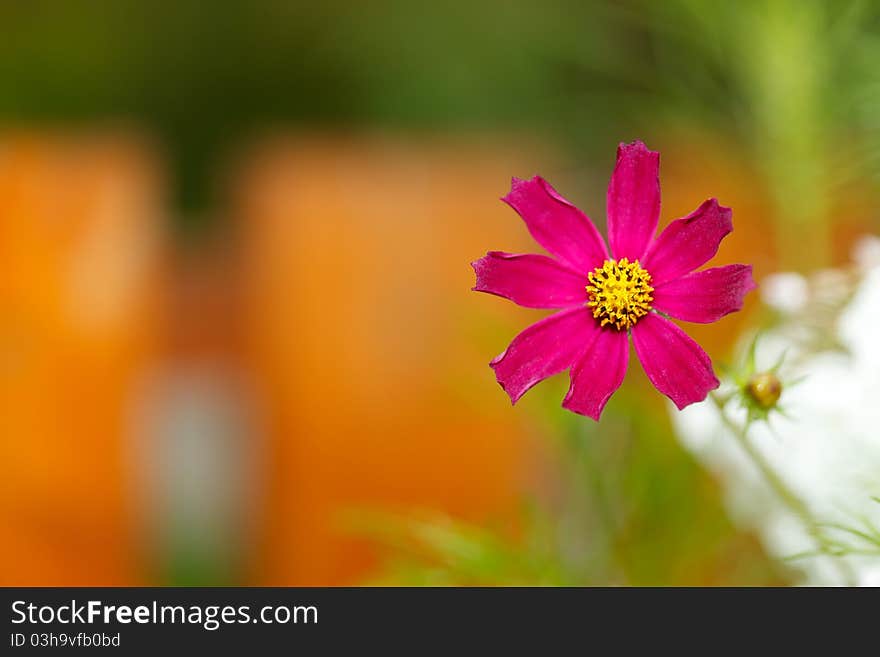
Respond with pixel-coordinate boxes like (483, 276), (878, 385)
(586, 258), (654, 331)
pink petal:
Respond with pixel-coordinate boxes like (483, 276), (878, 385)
(607, 140), (661, 261)
(490, 307), (597, 404)
(562, 327), (629, 420)
(631, 313), (719, 409)
(653, 265), (756, 323)
(472, 251), (588, 308)
(502, 176), (609, 274)
(642, 199), (732, 286)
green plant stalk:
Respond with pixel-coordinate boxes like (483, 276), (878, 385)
(742, 0), (832, 271)
(709, 392), (856, 585)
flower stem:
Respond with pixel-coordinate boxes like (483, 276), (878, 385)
(708, 391), (856, 585)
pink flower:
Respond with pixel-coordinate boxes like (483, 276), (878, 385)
(472, 140), (755, 419)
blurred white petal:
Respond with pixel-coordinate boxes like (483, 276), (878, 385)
(673, 261), (880, 585)
(760, 272), (809, 314)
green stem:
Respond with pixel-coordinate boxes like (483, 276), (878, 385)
(709, 392), (856, 585)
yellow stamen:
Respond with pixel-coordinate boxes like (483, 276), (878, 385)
(586, 258), (654, 331)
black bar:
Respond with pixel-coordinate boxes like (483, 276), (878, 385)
(0, 587), (869, 651)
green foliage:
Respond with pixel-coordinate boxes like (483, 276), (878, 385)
(348, 509), (568, 586)
(2, 0), (878, 242)
(787, 499), (880, 562)
(354, 384), (784, 586)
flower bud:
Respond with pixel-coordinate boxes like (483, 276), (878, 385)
(745, 372), (782, 409)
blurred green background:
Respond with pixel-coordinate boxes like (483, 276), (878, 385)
(5, 1), (876, 221)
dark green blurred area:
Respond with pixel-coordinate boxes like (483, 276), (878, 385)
(4, 0), (880, 244)
(3, 0), (879, 231)
(0, 0), (624, 219)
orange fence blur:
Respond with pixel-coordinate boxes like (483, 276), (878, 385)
(0, 133), (165, 585)
(234, 137), (548, 584)
(1, 132), (552, 585)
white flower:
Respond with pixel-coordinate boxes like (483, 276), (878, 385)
(852, 234), (880, 271)
(759, 272), (809, 314)
(672, 258), (880, 585)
